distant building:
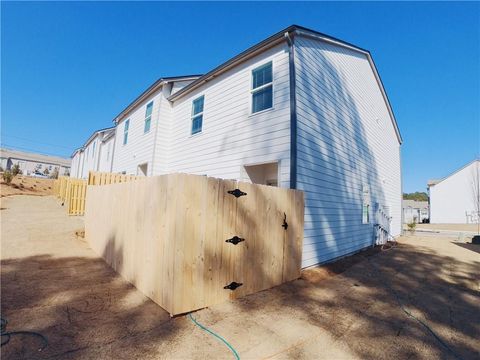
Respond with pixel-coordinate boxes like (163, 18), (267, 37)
(0, 148), (71, 176)
(70, 127), (115, 179)
(428, 160), (480, 224)
(402, 200), (429, 223)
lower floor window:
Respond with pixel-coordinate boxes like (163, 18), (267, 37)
(362, 204), (370, 224)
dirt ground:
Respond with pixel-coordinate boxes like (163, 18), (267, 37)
(1, 195), (479, 359)
(416, 223), (479, 232)
(0, 175), (54, 198)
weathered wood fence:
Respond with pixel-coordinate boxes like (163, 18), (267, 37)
(85, 173), (304, 315)
(53, 171), (140, 216)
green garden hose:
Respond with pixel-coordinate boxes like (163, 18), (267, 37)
(188, 313), (240, 360)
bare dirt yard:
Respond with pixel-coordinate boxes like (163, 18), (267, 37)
(416, 223), (478, 232)
(1, 195), (479, 359)
(0, 175), (54, 198)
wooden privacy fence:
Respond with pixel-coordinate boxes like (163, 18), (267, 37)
(88, 171), (140, 185)
(67, 179), (88, 216)
(85, 173), (304, 316)
(53, 171), (141, 216)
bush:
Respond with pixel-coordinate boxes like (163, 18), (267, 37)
(11, 164), (21, 176)
(43, 168), (50, 175)
(407, 221), (416, 234)
(2, 171), (13, 184)
(50, 168), (59, 179)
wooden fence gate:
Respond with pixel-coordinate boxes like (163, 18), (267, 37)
(85, 173), (304, 315)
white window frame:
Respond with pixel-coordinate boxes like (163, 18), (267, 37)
(250, 61), (274, 115)
(123, 119), (130, 145)
(191, 95), (204, 135)
(144, 101), (153, 134)
(362, 185), (370, 224)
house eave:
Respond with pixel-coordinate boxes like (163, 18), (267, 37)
(113, 75), (202, 124)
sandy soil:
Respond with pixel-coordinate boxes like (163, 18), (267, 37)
(0, 175), (54, 198)
(1, 195), (479, 359)
(416, 223), (479, 232)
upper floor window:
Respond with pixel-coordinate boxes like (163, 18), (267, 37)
(144, 101), (153, 133)
(251, 61), (273, 113)
(123, 119), (130, 145)
(191, 95), (204, 135)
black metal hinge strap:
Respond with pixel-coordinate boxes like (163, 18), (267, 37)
(227, 189), (247, 198)
(225, 236), (245, 245)
(224, 282), (243, 291)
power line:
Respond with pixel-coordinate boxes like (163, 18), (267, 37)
(0, 134), (73, 150)
(0, 143), (70, 158)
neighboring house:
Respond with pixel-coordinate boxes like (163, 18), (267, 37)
(428, 159), (480, 224)
(111, 75), (201, 176)
(72, 25), (403, 267)
(0, 148), (70, 176)
(403, 200), (429, 223)
(70, 127), (116, 178)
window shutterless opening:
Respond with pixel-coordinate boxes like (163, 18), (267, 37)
(191, 95), (204, 135)
(123, 119), (130, 145)
(251, 61), (273, 114)
(144, 101), (153, 133)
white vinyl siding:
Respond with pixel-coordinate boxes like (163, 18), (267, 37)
(429, 160), (480, 223)
(112, 91), (162, 175)
(98, 136), (115, 172)
(168, 44), (291, 186)
(294, 35), (401, 267)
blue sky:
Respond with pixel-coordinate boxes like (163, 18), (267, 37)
(2, 1), (479, 192)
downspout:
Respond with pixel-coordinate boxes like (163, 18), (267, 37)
(400, 147), (404, 235)
(285, 31), (297, 190)
(109, 128), (117, 173)
(150, 83), (166, 176)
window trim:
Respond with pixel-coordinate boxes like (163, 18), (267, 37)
(362, 185), (370, 224)
(144, 101), (153, 134)
(190, 95), (205, 136)
(123, 119), (130, 145)
(250, 61), (274, 114)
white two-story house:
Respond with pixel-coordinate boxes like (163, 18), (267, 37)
(70, 127), (115, 178)
(72, 25), (402, 267)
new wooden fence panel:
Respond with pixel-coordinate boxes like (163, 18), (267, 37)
(66, 179), (87, 215)
(85, 173), (304, 315)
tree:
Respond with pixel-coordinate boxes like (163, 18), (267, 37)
(11, 164), (21, 176)
(403, 192), (428, 201)
(50, 167), (59, 179)
(2, 171), (13, 184)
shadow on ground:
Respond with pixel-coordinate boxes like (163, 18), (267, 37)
(1, 253), (179, 359)
(195, 239), (479, 359)
(454, 242), (480, 255)
(1, 234), (479, 359)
